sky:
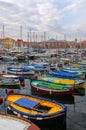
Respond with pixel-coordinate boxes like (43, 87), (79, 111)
(0, 0), (86, 41)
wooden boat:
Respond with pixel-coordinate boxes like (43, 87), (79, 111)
(7, 67), (35, 77)
(70, 62), (86, 68)
(23, 63), (49, 72)
(5, 93), (67, 127)
(39, 75), (85, 89)
(30, 61), (49, 67)
(0, 113), (40, 130)
(1, 55), (17, 62)
(16, 53), (27, 61)
(39, 75), (75, 84)
(0, 74), (21, 89)
(30, 79), (74, 95)
(49, 70), (82, 79)
(61, 67), (85, 73)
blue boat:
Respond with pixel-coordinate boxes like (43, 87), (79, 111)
(49, 70), (81, 79)
(7, 67), (35, 76)
(23, 63), (49, 72)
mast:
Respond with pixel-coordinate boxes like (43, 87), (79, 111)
(27, 32), (30, 48)
(43, 32), (46, 49)
(36, 33), (38, 49)
(29, 28), (32, 48)
(33, 31), (35, 48)
(20, 25), (23, 48)
(2, 24), (5, 38)
(64, 34), (67, 51)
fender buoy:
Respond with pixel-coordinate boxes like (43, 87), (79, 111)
(34, 74), (38, 79)
(0, 97), (3, 104)
(8, 89), (14, 93)
(2, 70), (5, 73)
(20, 81), (25, 87)
(19, 76), (24, 82)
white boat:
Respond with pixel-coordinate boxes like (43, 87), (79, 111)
(2, 55), (17, 62)
(23, 62), (49, 72)
(0, 113), (40, 130)
(7, 67), (35, 76)
(0, 74), (21, 89)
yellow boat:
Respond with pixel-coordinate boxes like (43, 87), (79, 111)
(39, 75), (75, 84)
(5, 93), (66, 127)
(39, 76), (85, 88)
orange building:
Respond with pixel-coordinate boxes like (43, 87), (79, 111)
(82, 41), (86, 49)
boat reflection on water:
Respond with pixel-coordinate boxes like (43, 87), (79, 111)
(31, 88), (74, 105)
(74, 88), (85, 96)
(31, 87), (85, 103)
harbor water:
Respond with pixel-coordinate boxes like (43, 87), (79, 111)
(0, 61), (86, 130)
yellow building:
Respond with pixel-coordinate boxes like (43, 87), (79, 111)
(0, 37), (15, 49)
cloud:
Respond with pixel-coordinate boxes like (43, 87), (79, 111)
(0, 0), (86, 41)
(62, 0), (86, 12)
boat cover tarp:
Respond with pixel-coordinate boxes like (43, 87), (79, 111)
(14, 98), (39, 109)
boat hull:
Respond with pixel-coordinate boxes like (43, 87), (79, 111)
(31, 83), (74, 95)
(7, 108), (66, 129)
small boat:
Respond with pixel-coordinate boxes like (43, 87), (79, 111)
(2, 55), (17, 62)
(39, 75), (85, 89)
(0, 74), (21, 89)
(0, 113), (40, 130)
(60, 67), (85, 73)
(30, 61), (49, 67)
(30, 79), (74, 95)
(7, 67), (35, 77)
(49, 70), (82, 79)
(16, 53), (27, 61)
(70, 61), (86, 68)
(23, 63), (49, 72)
(39, 75), (75, 84)
(5, 93), (67, 127)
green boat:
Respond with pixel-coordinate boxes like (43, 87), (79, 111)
(30, 79), (74, 95)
